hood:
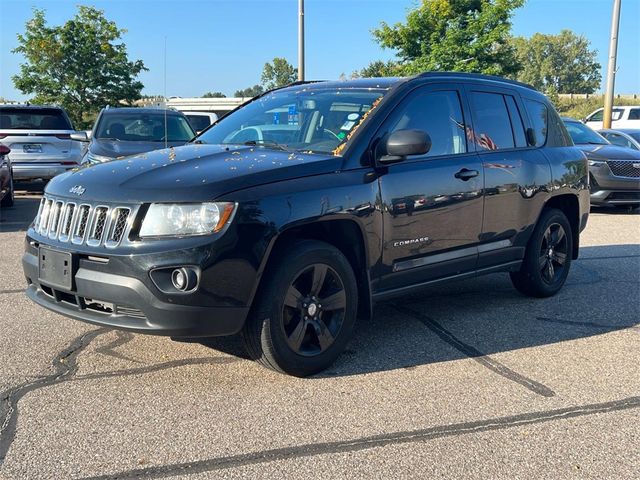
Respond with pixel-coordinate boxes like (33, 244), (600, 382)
(46, 144), (341, 203)
(574, 143), (640, 161)
(91, 138), (187, 159)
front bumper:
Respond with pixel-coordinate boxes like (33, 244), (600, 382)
(590, 170), (640, 205)
(22, 248), (249, 337)
(13, 162), (78, 181)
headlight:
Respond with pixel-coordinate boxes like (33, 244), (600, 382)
(139, 202), (236, 237)
(84, 152), (112, 164)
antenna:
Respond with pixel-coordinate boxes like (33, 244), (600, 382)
(164, 36), (168, 149)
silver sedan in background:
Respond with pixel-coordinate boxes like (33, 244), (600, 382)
(598, 128), (640, 151)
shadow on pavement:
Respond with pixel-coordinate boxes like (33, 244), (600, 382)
(195, 243), (639, 378)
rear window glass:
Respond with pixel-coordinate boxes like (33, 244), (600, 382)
(186, 114), (212, 132)
(96, 112), (195, 142)
(524, 100), (548, 147)
(0, 108), (72, 130)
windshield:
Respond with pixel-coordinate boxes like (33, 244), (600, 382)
(564, 121), (609, 145)
(196, 87), (387, 154)
(0, 108), (72, 130)
(95, 112), (194, 142)
(628, 132), (640, 143)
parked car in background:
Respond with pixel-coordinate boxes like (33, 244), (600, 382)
(75, 107), (195, 164)
(598, 129), (640, 151)
(24, 73), (589, 376)
(0, 144), (13, 207)
(182, 111), (218, 134)
(0, 105), (84, 181)
(584, 106), (640, 130)
(563, 117), (640, 208)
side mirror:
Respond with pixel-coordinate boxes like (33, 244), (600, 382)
(379, 129), (431, 164)
(70, 131), (88, 142)
(526, 127), (537, 146)
(0, 145), (10, 156)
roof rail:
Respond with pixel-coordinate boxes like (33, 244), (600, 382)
(414, 71), (536, 91)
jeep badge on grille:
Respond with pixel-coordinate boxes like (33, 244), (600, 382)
(69, 185), (86, 196)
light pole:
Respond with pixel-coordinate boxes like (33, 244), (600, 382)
(603, 0), (622, 129)
(298, 0), (305, 81)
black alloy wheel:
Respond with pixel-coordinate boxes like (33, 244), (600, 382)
(538, 223), (568, 285)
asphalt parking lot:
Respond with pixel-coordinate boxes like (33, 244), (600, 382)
(0, 189), (638, 479)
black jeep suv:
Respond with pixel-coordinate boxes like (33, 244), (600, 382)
(23, 73), (589, 376)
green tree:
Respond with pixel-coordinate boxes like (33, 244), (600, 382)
(202, 91), (226, 98)
(261, 57), (297, 90)
(12, 6), (146, 128)
(354, 60), (399, 78)
(370, 0), (525, 76)
(234, 84), (264, 98)
(512, 30), (601, 94)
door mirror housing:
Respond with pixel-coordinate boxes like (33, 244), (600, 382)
(70, 131), (89, 142)
(378, 129), (431, 164)
(526, 127), (537, 146)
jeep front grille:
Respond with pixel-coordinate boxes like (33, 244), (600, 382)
(34, 196), (134, 248)
(607, 160), (640, 178)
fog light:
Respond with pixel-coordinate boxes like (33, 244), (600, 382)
(171, 267), (197, 292)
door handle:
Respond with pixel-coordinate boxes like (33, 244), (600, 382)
(454, 168), (479, 181)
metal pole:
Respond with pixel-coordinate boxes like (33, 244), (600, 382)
(298, 0), (305, 81)
(603, 0), (621, 129)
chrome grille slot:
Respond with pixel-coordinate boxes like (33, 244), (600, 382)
(87, 206), (109, 246)
(38, 199), (53, 235)
(59, 203), (76, 242)
(72, 205), (91, 244)
(105, 208), (131, 247)
(36, 195), (136, 248)
(48, 201), (64, 239)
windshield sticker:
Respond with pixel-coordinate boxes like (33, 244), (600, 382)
(332, 97), (383, 156)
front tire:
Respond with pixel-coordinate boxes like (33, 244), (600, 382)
(242, 240), (358, 376)
(510, 208), (573, 298)
(1, 173), (14, 207)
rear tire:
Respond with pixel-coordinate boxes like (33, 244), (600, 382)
(1, 174), (14, 207)
(242, 240), (358, 376)
(510, 208), (573, 298)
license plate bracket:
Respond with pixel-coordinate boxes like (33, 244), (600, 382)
(38, 247), (74, 291)
(23, 144), (43, 153)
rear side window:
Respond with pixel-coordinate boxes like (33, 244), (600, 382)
(0, 108), (72, 130)
(186, 114), (212, 132)
(469, 92), (516, 150)
(524, 99), (548, 147)
(387, 90), (467, 157)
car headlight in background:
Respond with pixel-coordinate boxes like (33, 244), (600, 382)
(84, 152), (112, 164)
(588, 160), (606, 167)
(139, 202), (236, 237)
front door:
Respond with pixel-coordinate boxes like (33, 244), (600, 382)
(375, 85), (484, 291)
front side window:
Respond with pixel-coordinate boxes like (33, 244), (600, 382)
(469, 92), (516, 150)
(96, 113), (194, 142)
(196, 87), (387, 155)
(387, 90), (467, 157)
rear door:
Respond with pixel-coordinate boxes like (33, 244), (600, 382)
(0, 108), (76, 164)
(463, 85), (551, 268)
(375, 84), (484, 291)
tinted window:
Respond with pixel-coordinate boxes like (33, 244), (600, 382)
(388, 90), (467, 157)
(606, 133), (633, 149)
(588, 108), (623, 122)
(628, 108), (640, 120)
(524, 99), (548, 147)
(504, 96), (527, 147)
(186, 114), (212, 132)
(96, 112), (194, 142)
(469, 92), (515, 150)
(0, 108), (72, 130)
(589, 110), (603, 122)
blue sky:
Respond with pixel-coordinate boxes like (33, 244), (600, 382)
(1, 0), (638, 100)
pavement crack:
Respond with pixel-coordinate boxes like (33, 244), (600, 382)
(393, 304), (556, 398)
(0, 289), (24, 295)
(79, 395), (640, 480)
(0, 328), (109, 465)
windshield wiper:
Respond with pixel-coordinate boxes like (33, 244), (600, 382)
(243, 140), (291, 152)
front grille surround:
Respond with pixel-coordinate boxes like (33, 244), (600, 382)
(34, 195), (136, 248)
(607, 160), (640, 178)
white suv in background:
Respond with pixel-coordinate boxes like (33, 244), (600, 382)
(0, 105), (85, 182)
(584, 105), (640, 130)
(182, 111), (218, 133)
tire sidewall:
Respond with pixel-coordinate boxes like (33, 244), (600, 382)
(260, 242), (358, 375)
